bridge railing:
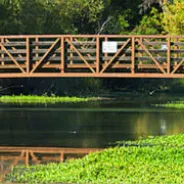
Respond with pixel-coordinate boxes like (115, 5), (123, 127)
(0, 35), (184, 78)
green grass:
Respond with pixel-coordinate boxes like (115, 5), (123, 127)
(0, 95), (89, 104)
(6, 134), (184, 184)
(155, 101), (184, 109)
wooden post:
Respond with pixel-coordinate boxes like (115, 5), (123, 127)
(35, 37), (39, 66)
(139, 37), (143, 66)
(0, 156), (4, 174)
(1, 38), (4, 66)
(131, 36), (135, 74)
(61, 37), (65, 73)
(26, 37), (30, 73)
(96, 36), (100, 73)
(174, 38), (178, 68)
(104, 37), (108, 66)
(70, 37), (73, 65)
(25, 151), (29, 167)
(167, 36), (171, 74)
(60, 152), (64, 162)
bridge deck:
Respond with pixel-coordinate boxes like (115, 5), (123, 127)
(0, 35), (184, 78)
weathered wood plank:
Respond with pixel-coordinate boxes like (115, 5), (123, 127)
(0, 63), (178, 70)
(66, 63), (170, 69)
(172, 42), (184, 46)
(2, 42), (26, 46)
(71, 41), (96, 46)
(0, 48), (183, 55)
(0, 57), (26, 61)
(0, 64), (61, 69)
(0, 55), (183, 63)
(67, 56), (96, 61)
(0, 56), (183, 62)
(68, 49), (96, 53)
(0, 50), (26, 54)
(31, 41), (57, 46)
(138, 64), (167, 69)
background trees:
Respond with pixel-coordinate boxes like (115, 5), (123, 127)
(0, 0), (142, 35)
(0, 0), (182, 35)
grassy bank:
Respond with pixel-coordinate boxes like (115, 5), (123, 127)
(155, 101), (184, 109)
(6, 134), (184, 184)
(0, 95), (89, 104)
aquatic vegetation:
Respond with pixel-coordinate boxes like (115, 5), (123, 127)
(116, 133), (184, 147)
(0, 95), (89, 104)
(6, 134), (184, 184)
(155, 101), (184, 109)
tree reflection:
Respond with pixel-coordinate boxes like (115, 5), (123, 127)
(0, 103), (184, 148)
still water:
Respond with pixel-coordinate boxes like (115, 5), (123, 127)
(0, 95), (184, 148)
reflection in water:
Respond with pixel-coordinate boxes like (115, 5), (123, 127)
(160, 119), (167, 134)
(134, 111), (184, 137)
(0, 100), (184, 148)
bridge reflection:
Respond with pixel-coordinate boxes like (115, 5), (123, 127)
(0, 146), (102, 181)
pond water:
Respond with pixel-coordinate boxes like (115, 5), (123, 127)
(0, 95), (184, 148)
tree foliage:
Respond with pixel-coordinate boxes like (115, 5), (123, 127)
(0, 0), (143, 35)
(135, 7), (163, 35)
(162, 0), (184, 35)
(0, 0), (106, 34)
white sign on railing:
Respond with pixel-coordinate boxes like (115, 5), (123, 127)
(102, 41), (118, 53)
(161, 44), (168, 50)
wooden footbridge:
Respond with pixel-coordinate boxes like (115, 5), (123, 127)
(1, 35), (184, 78)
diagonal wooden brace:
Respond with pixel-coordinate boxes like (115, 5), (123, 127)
(66, 39), (95, 73)
(30, 38), (60, 73)
(171, 58), (184, 74)
(30, 151), (40, 164)
(0, 43), (25, 73)
(137, 39), (166, 74)
(100, 38), (131, 73)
